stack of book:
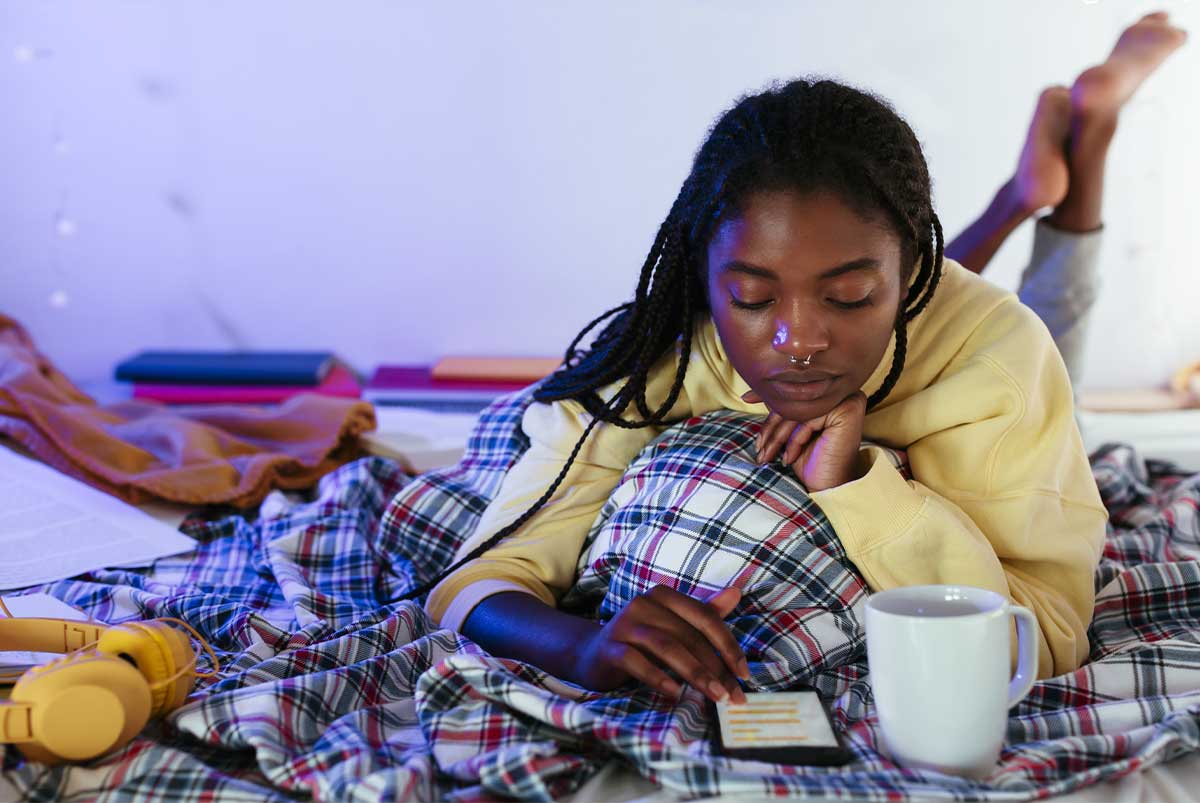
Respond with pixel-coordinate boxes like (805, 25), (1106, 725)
(114, 351), (361, 404)
(363, 356), (560, 412)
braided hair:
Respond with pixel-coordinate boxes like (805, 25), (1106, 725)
(397, 77), (944, 604)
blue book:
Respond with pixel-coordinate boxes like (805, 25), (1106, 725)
(115, 351), (335, 386)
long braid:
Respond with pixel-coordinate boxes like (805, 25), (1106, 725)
(905, 215), (945, 321)
(394, 235), (697, 603)
(548, 218), (672, 400)
(864, 213), (944, 408)
(866, 315), (909, 410)
(396, 413), (607, 602)
(562, 301), (632, 368)
(631, 251), (678, 418)
(390, 77), (948, 606)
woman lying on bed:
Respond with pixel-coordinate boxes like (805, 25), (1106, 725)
(411, 13), (1185, 706)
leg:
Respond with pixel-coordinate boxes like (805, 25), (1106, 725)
(947, 12), (1186, 273)
(1046, 11), (1187, 233)
(945, 88), (1071, 274)
(1020, 12), (1186, 383)
(1017, 221), (1102, 387)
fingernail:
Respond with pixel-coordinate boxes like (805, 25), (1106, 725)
(738, 658), (751, 680)
(709, 681), (729, 702)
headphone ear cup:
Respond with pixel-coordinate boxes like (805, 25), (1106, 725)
(11, 652), (152, 764)
(96, 622), (195, 716)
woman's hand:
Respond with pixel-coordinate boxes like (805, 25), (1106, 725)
(572, 585), (749, 703)
(744, 390), (868, 492)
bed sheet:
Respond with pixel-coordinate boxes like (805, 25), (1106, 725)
(1078, 409), (1200, 473)
(567, 751), (1200, 803)
(1, 395), (1199, 801)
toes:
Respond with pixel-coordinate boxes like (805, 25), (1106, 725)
(1069, 65), (1121, 117)
(1037, 86), (1070, 103)
(1036, 86), (1072, 118)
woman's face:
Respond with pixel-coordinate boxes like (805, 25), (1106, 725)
(706, 189), (905, 421)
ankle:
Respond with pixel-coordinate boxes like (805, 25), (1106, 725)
(996, 178), (1041, 222)
(1070, 113), (1118, 158)
(1044, 211), (1104, 235)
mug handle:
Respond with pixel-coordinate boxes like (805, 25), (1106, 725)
(1007, 604), (1039, 707)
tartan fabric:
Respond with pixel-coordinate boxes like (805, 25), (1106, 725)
(1, 390), (1198, 801)
(560, 411), (876, 694)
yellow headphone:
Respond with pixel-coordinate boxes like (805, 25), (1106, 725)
(0, 598), (218, 765)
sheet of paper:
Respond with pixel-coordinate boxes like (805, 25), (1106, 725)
(715, 691), (839, 749)
(0, 444), (195, 591)
(0, 593), (90, 680)
(361, 407), (479, 473)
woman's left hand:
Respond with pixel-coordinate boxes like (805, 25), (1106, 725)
(743, 390), (868, 491)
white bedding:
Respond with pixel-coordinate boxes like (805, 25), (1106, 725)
(568, 752), (1200, 802)
(1079, 409), (1200, 472)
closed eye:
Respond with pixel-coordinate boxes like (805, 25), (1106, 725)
(730, 297), (772, 311)
(732, 294), (873, 311)
(829, 295), (873, 310)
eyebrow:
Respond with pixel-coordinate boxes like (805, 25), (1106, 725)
(720, 257), (883, 280)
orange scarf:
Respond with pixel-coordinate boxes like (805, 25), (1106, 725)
(0, 315), (376, 508)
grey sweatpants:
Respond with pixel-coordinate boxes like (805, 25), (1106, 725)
(1016, 218), (1103, 387)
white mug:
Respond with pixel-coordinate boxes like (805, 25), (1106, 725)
(864, 584), (1038, 778)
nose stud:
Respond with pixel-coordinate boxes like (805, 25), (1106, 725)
(789, 355), (813, 367)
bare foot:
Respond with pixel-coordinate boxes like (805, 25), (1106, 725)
(1072, 11), (1188, 118)
(1012, 86), (1072, 213)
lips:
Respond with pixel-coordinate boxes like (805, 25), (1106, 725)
(768, 368), (836, 383)
(765, 368), (839, 403)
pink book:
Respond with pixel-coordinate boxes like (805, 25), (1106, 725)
(133, 363), (361, 404)
(363, 365), (530, 405)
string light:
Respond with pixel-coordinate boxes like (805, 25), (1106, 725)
(12, 45), (52, 64)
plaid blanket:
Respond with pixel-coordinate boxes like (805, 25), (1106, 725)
(3, 391), (1200, 802)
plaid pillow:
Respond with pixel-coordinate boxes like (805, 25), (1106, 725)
(561, 409), (911, 693)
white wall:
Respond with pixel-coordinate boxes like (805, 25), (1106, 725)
(3, 0), (1197, 389)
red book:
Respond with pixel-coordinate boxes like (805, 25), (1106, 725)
(363, 365), (530, 406)
(133, 363), (361, 404)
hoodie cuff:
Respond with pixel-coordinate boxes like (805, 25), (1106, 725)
(430, 579), (541, 632)
(807, 445), (926, 557)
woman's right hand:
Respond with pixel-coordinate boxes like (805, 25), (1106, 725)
(571, 585), (749, 703)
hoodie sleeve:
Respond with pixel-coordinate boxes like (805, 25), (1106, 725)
(809, 301), (1107, 678)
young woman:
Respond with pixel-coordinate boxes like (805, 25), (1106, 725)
(414, 13), (1185, 706)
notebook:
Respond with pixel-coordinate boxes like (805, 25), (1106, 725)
(115, 351), (335, 386)
(363, 365), (530, 406)
(132, 363), (361, 404)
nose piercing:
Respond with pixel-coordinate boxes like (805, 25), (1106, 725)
(789, 355), (813, 367)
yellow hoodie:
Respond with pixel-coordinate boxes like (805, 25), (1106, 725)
(424, 259), (1108, 679)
